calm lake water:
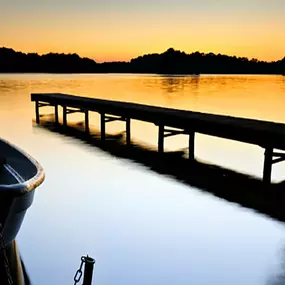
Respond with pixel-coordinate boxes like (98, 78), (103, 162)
(1, 74), (285, 285)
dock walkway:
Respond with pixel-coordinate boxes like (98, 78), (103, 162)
(31, 93), (285, 183)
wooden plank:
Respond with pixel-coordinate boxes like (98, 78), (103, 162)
(105, 117), (122, 123)
(273, 152), (285, 156)
(272, 156), (285, 164)
(272, 152), (285, 164)
(164, 129), (185, 138)
(105, 115), (125, 122)
(66, 108), (83, 114)
(38, 102), (52, 107)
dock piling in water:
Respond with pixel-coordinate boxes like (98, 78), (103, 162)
(263, 147), (273, 183)
(63, 106), (67, 126)
(35, 101), (40, 124)
(126, 117), (131, 145)
(85, 110), (89, 134)
(189, 131), (195, 161)
(158, 125), (164, 153)
(100, 113), (106, 140)
(54, 104), (59, 125)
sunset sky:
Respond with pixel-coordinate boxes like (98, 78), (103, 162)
(1, 0), (284, 62)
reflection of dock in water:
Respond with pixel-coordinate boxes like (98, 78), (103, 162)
(34, 118), (285, 223)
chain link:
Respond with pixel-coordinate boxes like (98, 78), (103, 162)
(0, 224), (13, 285)
(74, 256), (87, 285)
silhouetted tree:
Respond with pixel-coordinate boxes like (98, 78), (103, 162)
(0, 47), (284, 74)
(0, 47), (98, 73)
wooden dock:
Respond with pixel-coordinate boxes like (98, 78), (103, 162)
(31, 93), (285, 183)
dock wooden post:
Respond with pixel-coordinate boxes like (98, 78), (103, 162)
(126, 118), (131, 146)
(63, 106), (67, 127)
(189, 131), (195, 161)
(54, 104), (59, 125)
(158, 125), (164, 153)
(35, 101), (40, 124)
(101, 113), (106, 140)
(263, 147), (273, 183)
(85, 110), (89, 134)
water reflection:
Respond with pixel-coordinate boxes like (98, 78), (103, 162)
(1, 74), (285, 122)
(39, 118), (285, 222)
(1, 74), (285, 285)
(0, 80), (28, 92)
(281, 76), (285, 92)
(159, 75), (200, 93)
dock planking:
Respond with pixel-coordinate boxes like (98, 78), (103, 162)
(31, 93), (285, 183)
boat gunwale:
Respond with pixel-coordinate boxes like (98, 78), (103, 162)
(0, 138), (45, 194)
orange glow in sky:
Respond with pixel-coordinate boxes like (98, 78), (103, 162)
(1, 0), (284, 62)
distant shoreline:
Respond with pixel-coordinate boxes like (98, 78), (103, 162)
(1, 47), (284, 75)
(0, 72), (283, 76)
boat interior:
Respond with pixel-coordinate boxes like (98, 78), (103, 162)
(0, 139), (38, 187)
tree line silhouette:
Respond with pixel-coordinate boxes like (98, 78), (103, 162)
(0, 47), (284, 74)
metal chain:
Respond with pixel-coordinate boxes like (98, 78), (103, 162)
(0, 224), (13, 285)
(74, 256), (87, 285)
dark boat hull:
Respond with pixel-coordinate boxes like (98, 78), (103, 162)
(1, 190), (35, 245)
(0, 138), (44, 284)
(0, 241), (31, 285)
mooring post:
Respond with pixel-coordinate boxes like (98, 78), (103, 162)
(54, 104), (59, 125)
(63, 106), (67, 127)
(263, 147), (273, 183)
(158, 125), (164, 153)
(85, 110), (89, 134)
(189, 131), (195, 161)
(126, 117), (131, 146)
(82, 256), (96, 285)
(35, 101), (40, 124)
(101, 113), (106, 140)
